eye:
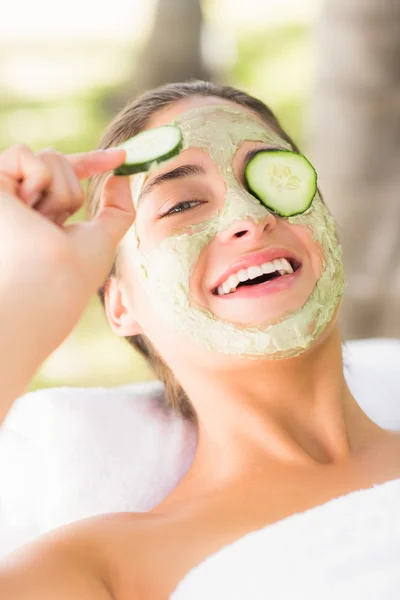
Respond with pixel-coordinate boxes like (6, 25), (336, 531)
(159, 199), (205, 218)
(242, 147), (280, 185)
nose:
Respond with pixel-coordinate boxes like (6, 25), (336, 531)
(217, 210), (278, 244)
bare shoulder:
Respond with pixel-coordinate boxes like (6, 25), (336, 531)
(0, 511), (156, 600)
(59, 511), (199, 599)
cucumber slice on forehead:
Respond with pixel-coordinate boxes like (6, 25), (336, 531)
(245, 150), (317, 217)
(113, 125), (183, 175)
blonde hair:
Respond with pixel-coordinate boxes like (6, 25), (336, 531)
(87, 80), (299, 421)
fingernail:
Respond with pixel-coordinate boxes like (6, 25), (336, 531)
(104, 147), (122, 153)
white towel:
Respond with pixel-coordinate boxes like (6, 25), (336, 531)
(0, 381), (197, 556)
(171, 477), (400, 599)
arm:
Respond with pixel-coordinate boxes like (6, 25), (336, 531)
(0, 539), (113, 600)
(0, 144), (132, 427)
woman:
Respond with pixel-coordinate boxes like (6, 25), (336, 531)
(1, 80), (400, 599)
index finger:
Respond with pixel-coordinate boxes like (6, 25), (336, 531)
(66, 148), (126, 180)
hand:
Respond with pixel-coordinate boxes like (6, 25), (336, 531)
(0, 143), (134, 394)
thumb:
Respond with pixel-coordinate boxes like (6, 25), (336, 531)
(66, 174), (136, 278)
(93, 174), (136, 247)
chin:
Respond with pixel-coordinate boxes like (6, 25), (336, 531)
(212, 295), (311, 329)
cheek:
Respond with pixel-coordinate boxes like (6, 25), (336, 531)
(131, 286), (193, 360)
(135, 201), (223, 253)
(134, 214), (165, 252)
(127, 270), (171, 343)
(290, 223), (325, 278)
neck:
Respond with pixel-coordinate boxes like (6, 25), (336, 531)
(176, 327), (383, 483)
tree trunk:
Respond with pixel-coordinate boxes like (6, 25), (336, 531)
(134, 0), (210, 94)
(310, 0), (400, 339)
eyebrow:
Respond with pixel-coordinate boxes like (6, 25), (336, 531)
(138, 164), (206, 206)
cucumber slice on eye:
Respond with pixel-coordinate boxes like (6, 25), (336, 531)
(245, 150), (317, 217)
(113, 125), (183, 175)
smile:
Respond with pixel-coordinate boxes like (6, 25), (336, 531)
(211, 250), (302, 297)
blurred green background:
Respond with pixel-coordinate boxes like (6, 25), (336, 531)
(0, 0), (318, 392)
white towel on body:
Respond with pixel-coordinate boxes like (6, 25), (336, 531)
(171, 477), (400, 599)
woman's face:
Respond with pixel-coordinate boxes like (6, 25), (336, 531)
(109, 96), (344, 364)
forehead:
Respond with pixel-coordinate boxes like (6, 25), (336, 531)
(173, 105), (288, 162)
(145, 96), (285, 152)
(145, 95), (252, 128)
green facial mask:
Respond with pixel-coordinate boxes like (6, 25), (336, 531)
(125, 106), (344, 358)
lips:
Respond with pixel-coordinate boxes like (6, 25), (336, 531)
(215, 265), (302, 300)
(210, 248), (302, 295)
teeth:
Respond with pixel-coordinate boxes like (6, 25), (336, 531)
(261, 262), (275, 275)
(228, 273), (240, 289)
(248, 266), (263, 279)
(280, 258), (293, 273)
(222, 281), (231, 294)
(216, 257), (295, 295)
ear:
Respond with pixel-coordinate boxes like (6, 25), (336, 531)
(103, 276), (144, 337)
